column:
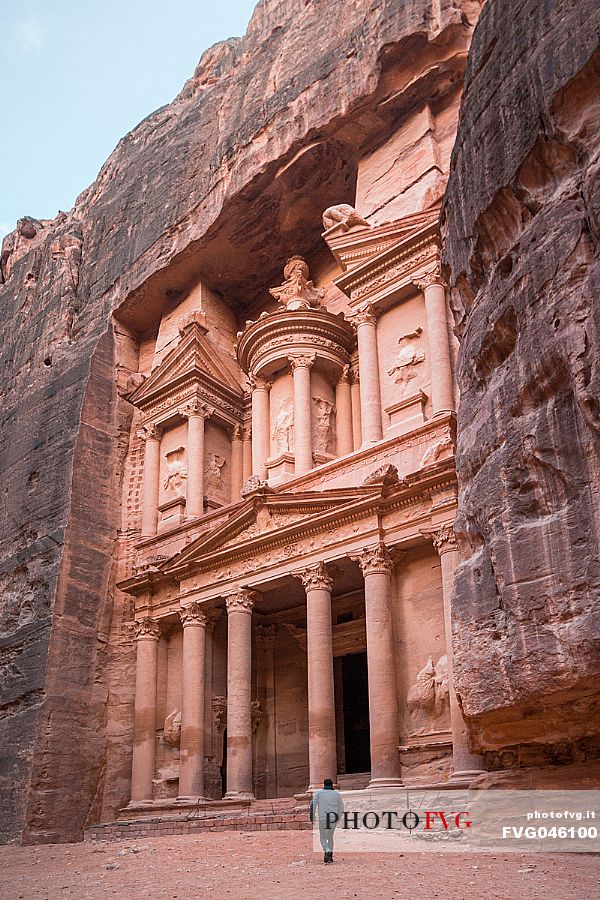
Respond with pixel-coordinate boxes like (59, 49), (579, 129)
(255, 624), (277, 798)
(250, 376), (271, 480)
(352, 304), (383, 444)
(130, 617), (160, 802)
(335, 365), (354, 457)
(179, 401), (213, 519)
(242, 426), (252, 483)
(289, 354), (315, 476)
(178, 602), (208, 798)
(224, 589), (257, 799)
(355, 544), (403, 787)
(417, 271), (455, 417)
(350, 365), (362, 450)
(204, 610), (220, 764)
(428, 525), (485, 780)
(138, 424), (162, 537)
(295, 562), (337, 789)
(230, 425), (244, 500)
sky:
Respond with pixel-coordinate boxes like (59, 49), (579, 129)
(0, 0), (258, 241)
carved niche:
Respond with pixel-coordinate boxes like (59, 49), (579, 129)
(312, 396), (334, 454)
(271, 399), (295, 454)
(205, 452), (227, 500)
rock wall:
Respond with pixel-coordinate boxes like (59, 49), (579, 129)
(443, 0), (600, 770)
(0, 0), (478, 843)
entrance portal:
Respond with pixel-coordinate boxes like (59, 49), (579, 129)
(341, 651), (371, 774)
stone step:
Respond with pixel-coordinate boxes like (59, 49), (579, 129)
(336, 772), (371, 790)
(86, 798), (311, 842)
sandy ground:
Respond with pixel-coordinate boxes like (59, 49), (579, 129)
(1, 832), (598, 899)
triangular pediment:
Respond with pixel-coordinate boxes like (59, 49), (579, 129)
(323, 207), (440, 274)
(165, 485), (380, 575)
(127, 322), (244, 409)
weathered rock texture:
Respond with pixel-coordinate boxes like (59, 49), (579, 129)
(443, 0), (600, 769)
(0, 0), (479, 843)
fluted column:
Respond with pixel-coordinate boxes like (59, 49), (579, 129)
(138, 424), (162, 537)
(242, 426), (252, 483)
(178, 602), (208, 798)
(289, 354), (315, 475)
(350, 365), (362, 450)
(417, 271), (455, 417)
(250, 377), (271, 479)
(224, 589), (258, 799)
(427, 525), (485, 781)
(354, 544), (403, 787)
(179, 400), (213, 519)
(335, 365), (354, 457)
(352, 304), (383, 444)
(131, 617), (160, 802)
(295, 563), (337, 789)
(231, 425), (244, 500)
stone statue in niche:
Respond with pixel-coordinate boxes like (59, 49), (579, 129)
(387, 327), (425, 386)
(322, 203), (370, 231)
(406, 655), (449, 735)
(272, 400), (295, 454)
(162, 709), (181, 748)
(205, 452), (226, 497)
(269, 256), (324, 311)
(312, 396), (334, 453)
(163, 447), (187, 497)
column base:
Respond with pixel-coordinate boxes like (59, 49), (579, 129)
(223, 791), (255, 801)
(367, 776), (404, 789)
(175, 795), (208, 803)
(448, 768), (486, 785)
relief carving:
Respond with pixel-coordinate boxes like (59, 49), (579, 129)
(205, 452), (226, 498)
(420, 436), (454, 468)
(163, 447), (187, 497)
(312, 396), (334, 453)
(322, 204), (370, 232)
(406, 655), (449, 735)
(269, 256), (324, 311)
(162, 708), (182, 748)
(387, 327), (425, 386)
(272, 400), (295, 454)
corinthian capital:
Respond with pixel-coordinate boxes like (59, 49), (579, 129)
(134, 617), (161, 640)
(249, 374), (272, 392)
(353, 543), (393, 576)
(136, 422), (163, 442)
(179, 601), (209, 627)
(415, 267), (445, 292)
(295, 561), (333, 592)
(225, 588), (259, 614)
(288, 353), (316, 372)
(423, 524), (457, 556)
(178, 399), (215, 420)
(349, 302), (378, 328)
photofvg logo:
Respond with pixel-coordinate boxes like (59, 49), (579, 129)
(311, 789), (600, 853)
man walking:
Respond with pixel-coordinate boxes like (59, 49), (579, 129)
(309, 778), (344, 863)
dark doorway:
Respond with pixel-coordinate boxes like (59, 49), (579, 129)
(220, 729), (227, 797)
(341, 652), (371, 774)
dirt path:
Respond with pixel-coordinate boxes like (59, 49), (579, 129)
(1, 831), (598, 899)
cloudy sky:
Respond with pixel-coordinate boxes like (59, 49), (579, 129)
(0, 0), (257, 241)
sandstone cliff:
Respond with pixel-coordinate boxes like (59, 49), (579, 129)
(0, 0), (478, 843)
(443, 0), (600, 771)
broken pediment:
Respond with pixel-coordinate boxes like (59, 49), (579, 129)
(126, 318), (244, 418)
